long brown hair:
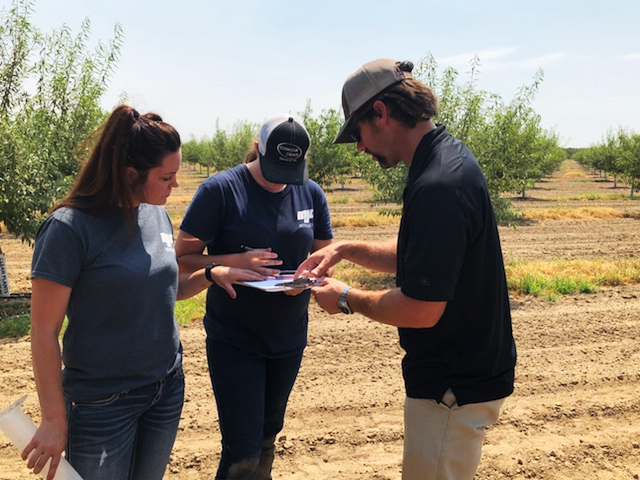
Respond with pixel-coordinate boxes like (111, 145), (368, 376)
(378, 78), (439, 127)
(53, 105), (181, 228)
(244, 143), (258, 164)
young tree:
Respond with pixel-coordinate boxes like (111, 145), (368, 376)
(617, 130), (640, 197)
(360, 53), (562, 223)
(473, 71), (559, 199)
(594, 134), (623, 184)
(0, 0), (122, 243)
(301, 103), (358, 189)
(181, 137), (207, 168)
(223, 120), (257, 171)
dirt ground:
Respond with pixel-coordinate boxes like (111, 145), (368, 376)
(2, 160), (640, 479)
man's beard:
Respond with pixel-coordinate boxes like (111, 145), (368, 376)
(371, 153), (393, 169)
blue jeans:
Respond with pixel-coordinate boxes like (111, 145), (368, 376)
(207, 338), (303, 480)
(65, 366), (184, 480)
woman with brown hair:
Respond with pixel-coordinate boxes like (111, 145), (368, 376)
(22, 105), (262, 480)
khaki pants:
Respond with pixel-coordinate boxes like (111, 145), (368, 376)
(402, 389), (505, 480)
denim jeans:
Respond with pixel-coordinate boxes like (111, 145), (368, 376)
(207, 338), (303, 480)
(65, 366), (184, 480)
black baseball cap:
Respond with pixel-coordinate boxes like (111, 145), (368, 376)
(259, 114), (310, 185)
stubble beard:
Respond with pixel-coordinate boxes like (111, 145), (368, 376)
(372, 153), (394, 170)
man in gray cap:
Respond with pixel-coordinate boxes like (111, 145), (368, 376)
(296, 59), (516, 479)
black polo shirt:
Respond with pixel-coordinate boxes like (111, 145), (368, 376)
(396, 125), (516, 405)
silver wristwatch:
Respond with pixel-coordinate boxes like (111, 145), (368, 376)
(338, 286), (353, 314)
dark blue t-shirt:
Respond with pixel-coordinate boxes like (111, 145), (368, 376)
(179, 164), (333, 357)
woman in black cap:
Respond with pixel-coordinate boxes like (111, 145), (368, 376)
(175, 114), (333, 480)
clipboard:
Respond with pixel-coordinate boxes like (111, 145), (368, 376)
(236, 274), (321, 292)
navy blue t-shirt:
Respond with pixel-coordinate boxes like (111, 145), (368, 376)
(397, 125), (516, 405)
(180, 164), (333, 357)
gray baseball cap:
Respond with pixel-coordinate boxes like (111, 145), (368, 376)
(333, 59), (413, 144)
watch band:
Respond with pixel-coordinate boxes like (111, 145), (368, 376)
(204, 263), (221, 283)
(338, 286), (353, 314)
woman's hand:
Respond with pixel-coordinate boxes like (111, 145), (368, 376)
(22, 418), (67, 480)
(241, 248), (283, 276)
(210, 266), (264, 299)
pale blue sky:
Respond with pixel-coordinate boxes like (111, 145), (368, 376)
(26, 0), (640, 147)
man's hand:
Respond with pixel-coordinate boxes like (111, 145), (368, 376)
(295, 243), (344, 279)
(311, 277), (350, 314)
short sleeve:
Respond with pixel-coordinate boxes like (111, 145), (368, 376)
(311, 182), (333, 241)
(31, 214), (84, 288)
(179, 180), (224, 243)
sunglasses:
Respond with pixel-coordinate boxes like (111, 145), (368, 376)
(349, 105), (374, 143)
(351, 126), (361, 143)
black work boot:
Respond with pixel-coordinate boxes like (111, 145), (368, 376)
(255, 435), (277, 480)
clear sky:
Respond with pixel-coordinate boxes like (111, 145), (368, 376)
(26, 0), (640, 148)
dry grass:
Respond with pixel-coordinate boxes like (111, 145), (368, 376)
(333, 263), (396, 290)
(557, 161), (590, 179)
(563, 169), (589, 179)
(326, 193), (369, 205)
(506, 258), (640, 289)
(332, 212), (400, 228)
(549, 193), (632, 202)
(522, 206), (625, 221)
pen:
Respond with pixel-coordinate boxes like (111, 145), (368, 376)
(240, 245), (257, 251)
(274, 270), (296, 280)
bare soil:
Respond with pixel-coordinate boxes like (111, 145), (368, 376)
(2, 161), (640, 479)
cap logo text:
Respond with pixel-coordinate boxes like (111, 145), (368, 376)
(277, 143), (303, 162)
